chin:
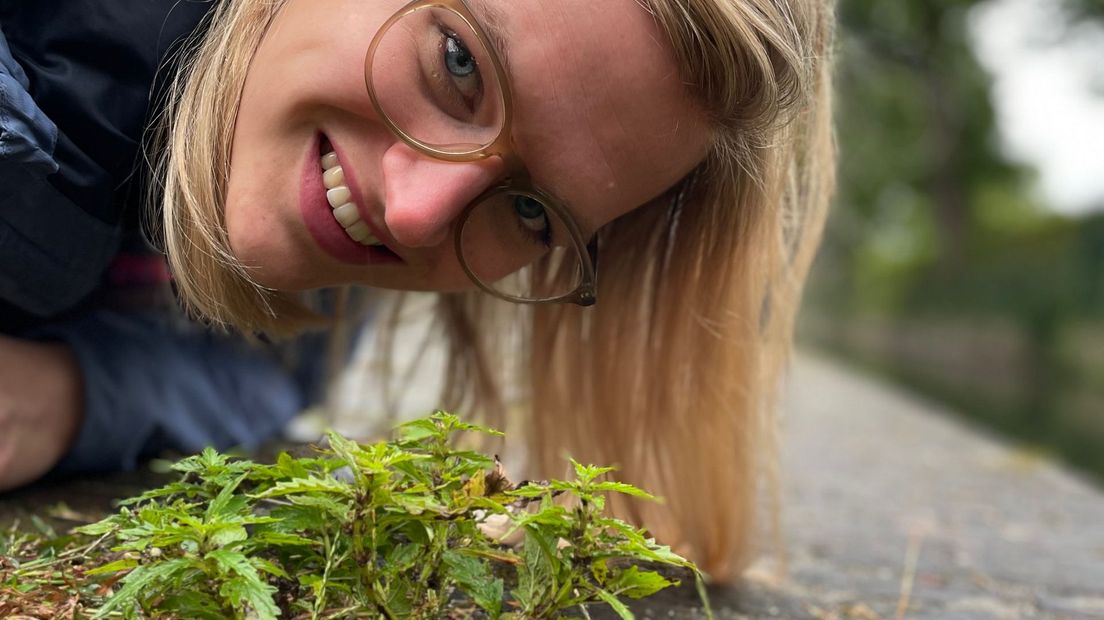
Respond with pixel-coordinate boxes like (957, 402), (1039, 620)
(243, 265), (316, 292)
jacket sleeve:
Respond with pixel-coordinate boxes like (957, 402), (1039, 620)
(27, 309), (307, 475)
(0, 26), (119, 317)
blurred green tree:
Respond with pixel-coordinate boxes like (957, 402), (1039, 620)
(1066, 0), (1104, 20)
(808, 0), (1104, 480)
(817, 0), (1034, 315)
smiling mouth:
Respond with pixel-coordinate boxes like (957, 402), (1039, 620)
(319, 136), (398, 258)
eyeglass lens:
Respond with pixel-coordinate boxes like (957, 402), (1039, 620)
(368, 5), (585, 301)
(458, 190), (584, 300)
(368, 6), (505, 153)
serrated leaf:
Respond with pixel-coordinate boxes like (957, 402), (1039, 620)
(431, 411), (505, 437)
(395, 518), (433, 546)
(447, 450), (497, 469)
(207, 549), (280, 620)
(595, 588), (635, 620)
(515, 527), (556, 611)
(508, 484), (553, 498)
(570, 459), (616, 484)
(157, 591), (227, 620)
(169, 449), (215, 474)
(442, 549), (503, 618)
(594, 517), (648, 540)
(84, 557), (140, 576)
(75, 515), (124, 536)
(395, 418), (441, 443)
(266, 504), (327, 532)
(591, 558), (610, 585)
(276, 451), (310, 478)
(383, 542), (422, 571)
(206, 548), (251, 576)
(219, 574), (281, 620)
(610, 566), (674, 599)
(208, 523), (248, 548)
(249, 531), (317, 548)
(512, 504), (572, 532)
(324, 431), (370, 481)
(253, 476), (355, 500)
(117, 481), (199, 506)
(206, 473), (250, 520)
(380, 578), (415, 618)
(590, 482), (659, 501)
(253, 557), (290, 579)
(287, 493), (352, 521)
(463, 471), (487, 498)
(392, 492), (448, 516)
(92, 558), (194, 619)
(9, 415), (710, 620)
(626, 540), (693, 567)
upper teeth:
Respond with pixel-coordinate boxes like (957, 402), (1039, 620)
(321, 150), (383, 247)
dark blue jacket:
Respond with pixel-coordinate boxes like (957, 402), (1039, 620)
(0, 1), (317, 475)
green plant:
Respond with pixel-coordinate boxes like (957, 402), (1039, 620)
(1, 412), (711, 619)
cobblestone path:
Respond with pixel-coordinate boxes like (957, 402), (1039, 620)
(673, 353), (1104, 619)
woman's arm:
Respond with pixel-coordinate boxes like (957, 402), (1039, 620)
(0, 309), (313, 491)
(0, 335), (83, 491)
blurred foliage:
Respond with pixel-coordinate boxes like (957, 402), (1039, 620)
(1066, 0), (1104, 20)
(807, 0), (1104, 480)
(820, 0), (1041, 315)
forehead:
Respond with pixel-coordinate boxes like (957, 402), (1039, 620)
(472, 0), (710, 232)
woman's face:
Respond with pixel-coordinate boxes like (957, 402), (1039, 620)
(225, 0), (711, 292)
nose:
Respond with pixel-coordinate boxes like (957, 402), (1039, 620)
(381, 142), (506, 248)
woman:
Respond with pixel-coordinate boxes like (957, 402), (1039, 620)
(0, 1), (327, 495)
(44, 0), (836, 579)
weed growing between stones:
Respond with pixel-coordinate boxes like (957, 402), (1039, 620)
(0, 412), (712, 619)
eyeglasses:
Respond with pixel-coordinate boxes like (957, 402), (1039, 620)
(364, 0), (597, 306)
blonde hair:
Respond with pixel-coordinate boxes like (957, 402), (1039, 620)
(155, 0), (317, 334)
(158, 0), (836, 581)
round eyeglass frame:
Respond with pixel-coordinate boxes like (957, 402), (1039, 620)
(364, 0), (598, 306)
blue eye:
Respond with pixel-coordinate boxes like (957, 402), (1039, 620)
(445, 34), (477, 77)
(513, 196), (547, 230)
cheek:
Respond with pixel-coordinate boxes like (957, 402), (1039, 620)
(417, 249), (480, 292)
(224, 185), (285, 286)
(250, 0), (390, 116)
(223, 156), (318, 291)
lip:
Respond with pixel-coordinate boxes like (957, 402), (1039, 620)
(299, 133), (402, 266)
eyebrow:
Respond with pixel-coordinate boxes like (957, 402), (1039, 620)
(465, 0), (596, 235)
(467, 0), (516, 87)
